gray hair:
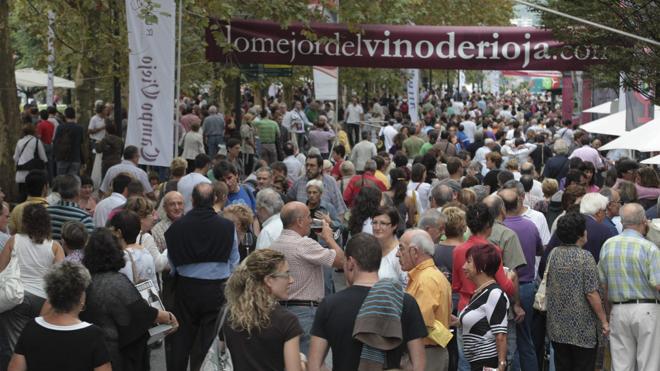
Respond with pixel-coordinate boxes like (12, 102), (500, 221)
(340, 161), (356, 176)
(58, 174), (81, 200)
(44, 261), (91, 313)
(468, 160), (482, 173)
(363, 159), (377, 173)
(409, 229), (435, 256)
(418, 210), (446, 230)
(553, 139), (569, 155)
(208, 105), (218, 114)
(620, 203), (646, 227)
(431, 184), (454, 207)
(256, 188), (284, 217)
(306, 179), (324, 193)
(502, 179), (525, 197)
(579, 193), (609, 215)
(308, 147), (321, 156)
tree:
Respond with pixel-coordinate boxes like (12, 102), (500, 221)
(0, 0), (21, 199)
(539, 1), (659, 104)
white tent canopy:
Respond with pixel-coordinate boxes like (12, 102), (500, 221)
(15, 68), (75, 89)
(580, 110), (628, 136)
(598, 106), (660, 152)
(583, 100), (616, 114)
(641, 154), (660, 165)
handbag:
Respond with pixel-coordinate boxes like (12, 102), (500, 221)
(16, 137), (45, 171)
(178, 132), (188, 156)
(533, 250), (555, 312)
(200, 306), (233, 371)
(0, 241), (25, 313)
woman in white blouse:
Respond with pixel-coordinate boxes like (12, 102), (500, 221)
(372, 206), (407, 286)
(13, 124), (47, 201)
(179, 122), (205, 173)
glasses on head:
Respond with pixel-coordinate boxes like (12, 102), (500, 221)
(269, 272), (291, 279)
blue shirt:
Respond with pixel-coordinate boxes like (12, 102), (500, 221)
(227, 186), (256, 212)
(170, 230), (240, 280)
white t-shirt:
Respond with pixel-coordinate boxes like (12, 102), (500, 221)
(380, 125), (398, 152)
(460, 120), (477, 143)
(177, 172), (212, 213)
(88, 114), (106, 141)
(378, 245), (407, 286)
(407, 182), (431, 213)
(345, 104), (363, 124)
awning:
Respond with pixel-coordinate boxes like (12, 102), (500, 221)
(583, 100), (616, 114)
(580, 110), (627, 136)
(15, 68), (75, 89)
(598, 106), (660, 151)
(641, 154), (660, 165)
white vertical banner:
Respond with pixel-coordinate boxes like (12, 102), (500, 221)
(484, 71), (501, 95)
(407, 69), (420, 122)
(125, 0), (175, 167)
(458, 70), (466, 89)
(313, 66), (338, 100)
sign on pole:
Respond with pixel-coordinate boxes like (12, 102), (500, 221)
(125, 0), (176, 167)
(407, 69), (420, 123)
(313, 66), (338, 100)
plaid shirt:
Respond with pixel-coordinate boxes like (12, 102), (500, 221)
(598, 229), (660, 302)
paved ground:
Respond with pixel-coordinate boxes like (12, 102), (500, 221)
(150, 270), (348, 369)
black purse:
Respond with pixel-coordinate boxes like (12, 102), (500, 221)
(16, 137), (45, 171)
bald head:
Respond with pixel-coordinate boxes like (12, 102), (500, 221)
(483, 194), (505, 220)
(498, 188), (519, 214)
(620, 203), (646, 229)
(192, 183), (214, 209)
(280, 201), (308, 228)
(401, 229), (435, 256)
(163, 191), (184, 220)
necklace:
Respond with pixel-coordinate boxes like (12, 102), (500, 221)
(472, 279), (495, 299)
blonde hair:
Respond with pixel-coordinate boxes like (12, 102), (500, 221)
(225, 249), (286, 334)
(541, 178), (558, 198)
(170, 157), (188, 177)
(443, 206), (466, 238)
(222, 204), (254, 232)
(124, 196), (154, 219)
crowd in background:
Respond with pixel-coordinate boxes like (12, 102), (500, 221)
(0, 86), (658, 371)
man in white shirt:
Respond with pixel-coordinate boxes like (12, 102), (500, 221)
(255, 188), (284, 249)
(475, 138), (497, 176)
(94, 173), (131, 227)
(460, 113), (477, 144)
(99, 146), (154, 198)
(379, 120), (398, 152)
(344, 96), (364, 147)
(283, 142), (303, 183)
(88, 104), (106, 145)
(350, 131), (377, 172)
(178, 154), (212, 213)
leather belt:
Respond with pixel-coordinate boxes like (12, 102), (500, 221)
(612, 299), (659, 305)
(280, 300), (319, 307)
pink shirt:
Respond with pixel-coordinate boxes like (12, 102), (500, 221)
(569, 145), (604, 168)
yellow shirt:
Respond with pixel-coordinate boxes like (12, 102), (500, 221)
(375, 170), (390, 189)
(406, 258), (452, 346)
(8, 196), (49, 234)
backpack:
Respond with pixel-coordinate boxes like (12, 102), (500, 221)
(54, 125), (73, 161)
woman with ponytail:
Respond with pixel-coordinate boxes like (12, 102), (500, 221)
(222, 249), (305, 370)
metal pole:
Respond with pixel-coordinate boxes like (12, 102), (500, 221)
(46, 11), (55, 106)
(112, 0), (122, 131)
(515, 0), (660, 46)
(174, 0), (183, 157)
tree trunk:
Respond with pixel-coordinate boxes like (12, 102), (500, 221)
(0, 0), (21, 202)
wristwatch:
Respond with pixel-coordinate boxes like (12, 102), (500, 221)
(499, 360), (507, 368)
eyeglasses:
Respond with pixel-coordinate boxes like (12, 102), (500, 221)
(269, 272), (291, 279)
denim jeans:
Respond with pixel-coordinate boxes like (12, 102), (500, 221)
(56, 161), (81, 177)
(281, 304), (317, 356)
(206, 135), (224, 157)
(514, 282), (538, 371)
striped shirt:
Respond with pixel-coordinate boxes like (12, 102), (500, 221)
(458, 283), (509, 363)
(47, 201), (95, 241)
(252, 118), (280, 144)
(598, 229), (660, 302)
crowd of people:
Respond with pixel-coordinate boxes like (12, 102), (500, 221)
(1, 88), (659, 371)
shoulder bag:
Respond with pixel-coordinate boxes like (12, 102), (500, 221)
(16, 137), (45, 171)
(0, 240), (25, 313)
(201, 306), (233, 371)
(533, 249), (556, 312)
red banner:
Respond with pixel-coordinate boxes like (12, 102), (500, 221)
(206, 19), (604, 71)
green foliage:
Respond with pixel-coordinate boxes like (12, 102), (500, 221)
(540, 0), (659, 104)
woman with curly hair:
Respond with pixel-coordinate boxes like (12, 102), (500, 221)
(81, 228), (177, 371)
(8, 261), (111, 371)
(222, 249), (303, 371)
(347, 186), (383, 236)
(0, 204), (64, 369)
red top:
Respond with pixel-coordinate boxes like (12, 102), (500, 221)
(36, 119), (55, 144)
(331, 159), (343, 180)
(342, 171), (387, 207)
(452, 235), (516, 311)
